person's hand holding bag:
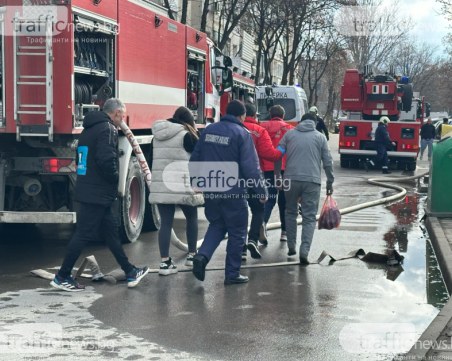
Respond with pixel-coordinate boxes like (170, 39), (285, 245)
(326, 181), (333, 196)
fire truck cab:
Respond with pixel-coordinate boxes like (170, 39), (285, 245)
(339, 66), (423, 171)
(0, 0), (233, 243)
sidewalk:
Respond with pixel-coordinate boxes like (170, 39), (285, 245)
(401, 216), (452, 360)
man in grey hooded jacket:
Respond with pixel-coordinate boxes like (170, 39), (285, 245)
(275, 112), (334, 264)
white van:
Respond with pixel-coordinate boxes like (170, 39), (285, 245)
(256, 85), (309, 125)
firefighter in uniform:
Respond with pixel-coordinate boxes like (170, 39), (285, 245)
(375, 116), (396, 174)
(189, 100), (267, 285)
(309, 106), (329, 140)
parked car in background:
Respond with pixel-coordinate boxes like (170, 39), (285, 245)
(434, 118), (452, 139)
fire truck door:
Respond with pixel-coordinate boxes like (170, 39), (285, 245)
(187, 49), (205, 124)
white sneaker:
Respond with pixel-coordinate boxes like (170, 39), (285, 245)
(185, 254), (195, 267)
(159, 258), (178, 276)
(280, 231), (287, 242)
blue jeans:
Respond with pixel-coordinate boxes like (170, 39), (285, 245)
(263, 171), (286, 231)
(420, 138), (434, 159)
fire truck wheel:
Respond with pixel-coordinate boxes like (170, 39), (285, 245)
(340, 155), (349, 168)
(119, 157), (145, 243)
(405, 161), (416, 171)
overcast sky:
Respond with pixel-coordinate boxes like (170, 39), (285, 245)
(398, 0), (450, 54)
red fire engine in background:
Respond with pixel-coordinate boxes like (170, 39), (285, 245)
(339, 65), (428, 171)
(220, 70), (255, 115)
(0, 0), (233, 242)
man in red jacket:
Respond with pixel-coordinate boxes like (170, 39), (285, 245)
(260, 105), (293, 243)
(242, 103), (282, 260)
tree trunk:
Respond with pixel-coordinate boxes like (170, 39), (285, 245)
(200, 0), (210, 33)
(181, 0), (188, 24)
(162, 0), (175, 20)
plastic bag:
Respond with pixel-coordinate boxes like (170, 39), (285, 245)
(318, 195), (341, 230)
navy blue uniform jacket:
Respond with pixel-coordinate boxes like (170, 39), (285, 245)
(190, 114), (267, 199)
(375, 123), (391, 147)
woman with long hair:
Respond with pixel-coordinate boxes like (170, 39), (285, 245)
(149, 106), (203, 275)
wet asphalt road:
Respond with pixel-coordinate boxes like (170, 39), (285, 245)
(0, 134), (448, 361)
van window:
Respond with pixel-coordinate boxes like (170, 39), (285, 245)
(257, 98), (296, 121)
(303, 100), (308, 115)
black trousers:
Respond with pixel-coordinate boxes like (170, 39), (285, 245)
(247, 188), (265, 241)
(58, 201), (134, 278)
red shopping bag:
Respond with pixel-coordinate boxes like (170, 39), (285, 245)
(318, 195), (341, 230)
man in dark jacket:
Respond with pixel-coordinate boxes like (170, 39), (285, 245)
(190, 100), (267, 285)
(375, 116), (395, 174)
(420, 117), (436, 161)
(51, 98), (149, 291)
(309, 106), (329, 141)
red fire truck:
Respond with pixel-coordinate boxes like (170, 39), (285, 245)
(220, 70), (255, 115)
(339, 66), (426, 171)
(0, 0), (233, 242)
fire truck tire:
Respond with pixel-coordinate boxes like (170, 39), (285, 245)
(405, 161), (416, 171)
(340, 155), (349, 168)
(119, 157), (145, 243)
(402, 84), (413, 111)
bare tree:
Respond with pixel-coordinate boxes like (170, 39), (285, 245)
(200, 0), (210, 32)
(436, 0), (452, 19)
(323, 50), (348, 122)
(419, 61), (452, 113)
(385, 40), (439, 94)
(202, 0), (253, 50)
(247, 0), (285, 83)
(300, 25), (344, 107)
(278, 0), (336, 85)
(180, 0), (188, 24)
(161, 0), (177, 20)
(338, 0), (412, 70)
